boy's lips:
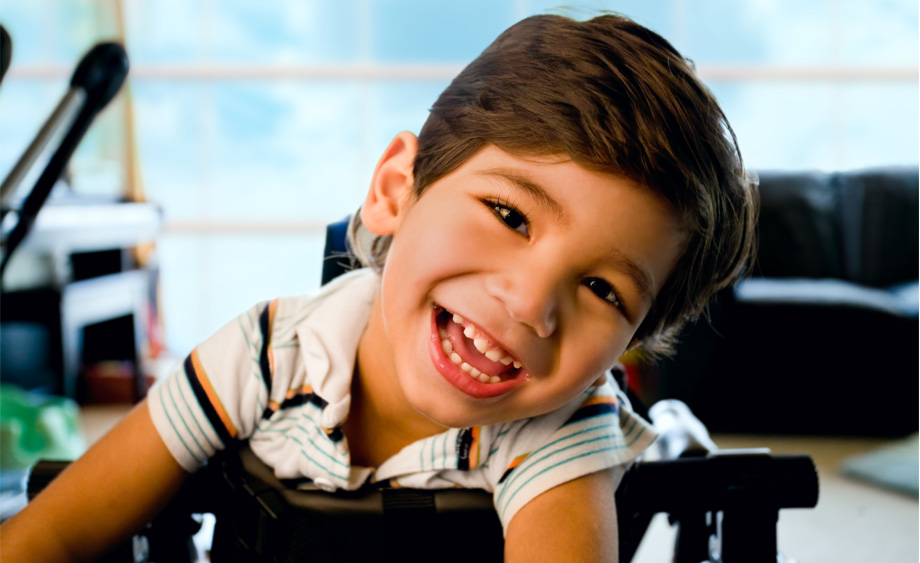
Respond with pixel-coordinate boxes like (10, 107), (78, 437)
(428, 305), (528, 399)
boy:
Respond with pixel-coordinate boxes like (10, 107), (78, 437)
(0, 13), (756, 562)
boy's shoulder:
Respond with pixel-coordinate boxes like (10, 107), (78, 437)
(486, 378), (656, 464)
(261, 267), (380, 335)
(195, 268), (378, 377)
(478, 380), (658, 529)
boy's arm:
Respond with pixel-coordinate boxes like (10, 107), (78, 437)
(504, 468), (619, 563)
(0, 399), (189, 563)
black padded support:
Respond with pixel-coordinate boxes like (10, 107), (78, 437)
(208, 445), (504, 563)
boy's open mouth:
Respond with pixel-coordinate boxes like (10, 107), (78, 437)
(433, 305), (524, 385)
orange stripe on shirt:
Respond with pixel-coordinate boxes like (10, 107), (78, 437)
(580, 395), (618, 408)
(498, 452), (531, 484)
(470, 426), (481, 469)
(267, 298), (279, 374)
(190, 349), (238, 439)
(285, 383), (314, 400)
(265, 383), (315, 416)
(506, 453), (528, 472)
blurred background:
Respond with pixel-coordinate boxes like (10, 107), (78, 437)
(0, 2), (917, 561)
(0, 0), (916, 359)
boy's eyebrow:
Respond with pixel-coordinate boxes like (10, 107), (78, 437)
(476, 168), (568, 224)
(608, 250), (655, 304)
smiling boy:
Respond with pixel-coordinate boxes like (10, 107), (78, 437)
(0, 13), (757, 563)
(354, 140), (684, 439)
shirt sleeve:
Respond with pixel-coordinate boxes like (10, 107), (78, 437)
(147, 301), (274, 472)
(489, 381), (658, 532)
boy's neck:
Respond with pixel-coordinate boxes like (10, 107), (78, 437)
(344, 295), (447, 468)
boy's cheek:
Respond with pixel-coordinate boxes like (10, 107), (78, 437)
(397, 209), (501, 273)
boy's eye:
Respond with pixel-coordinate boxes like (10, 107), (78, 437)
(584, 277), (623, 310)
(489, 201), (530, 236)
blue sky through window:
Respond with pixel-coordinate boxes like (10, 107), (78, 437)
(0, 0), (916, 356)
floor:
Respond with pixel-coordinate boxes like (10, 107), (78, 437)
(80, 406), (919, 563)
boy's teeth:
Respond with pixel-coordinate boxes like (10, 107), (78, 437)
(484, 349), (503, 362)
(455, 318), (516, 365)
(442, 336), (510, 384)
(442, 312), (525, 381)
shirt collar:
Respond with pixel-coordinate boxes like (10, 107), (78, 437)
(295, 268), (379, 429)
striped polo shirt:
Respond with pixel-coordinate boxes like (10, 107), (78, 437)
(148, 268), (657, 532)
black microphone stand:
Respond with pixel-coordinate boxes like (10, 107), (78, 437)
(0, 42), (129, 283)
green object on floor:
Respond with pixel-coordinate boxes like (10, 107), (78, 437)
(840, 433), (919, 497)
(0, 384), (86, 470)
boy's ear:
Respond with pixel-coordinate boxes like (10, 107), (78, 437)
(361, 131), (418, 236)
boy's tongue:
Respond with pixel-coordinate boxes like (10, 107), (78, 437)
(445, 316), (514, 378)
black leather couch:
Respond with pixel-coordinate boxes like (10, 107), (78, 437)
(648, 167), (918, 437)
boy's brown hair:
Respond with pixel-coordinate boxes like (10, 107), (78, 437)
(353, 13), (758, 356)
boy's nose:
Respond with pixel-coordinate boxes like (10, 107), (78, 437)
(486, 269), (560, 339)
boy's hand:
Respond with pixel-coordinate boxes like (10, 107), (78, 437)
(0, 400), (188, 563)
(505, 469), (619, 563)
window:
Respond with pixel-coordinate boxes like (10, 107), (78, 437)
(1, 0), (916, 357)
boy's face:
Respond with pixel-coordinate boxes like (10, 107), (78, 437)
(363, 139), (685, 430)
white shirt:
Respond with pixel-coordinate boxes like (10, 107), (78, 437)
(148, 268), (657, 531)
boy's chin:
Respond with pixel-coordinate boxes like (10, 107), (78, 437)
(410, 399), (476, 430)
(408, 394), (522, 430)
(406, 390), (493, 430)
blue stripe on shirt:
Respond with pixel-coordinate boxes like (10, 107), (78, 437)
(495, 417), (622, 508)
(159, 378), (204, 466)
(286, 434), (350, 482)
(498, 424), (648, 521)
(174, 374), (219, 453)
